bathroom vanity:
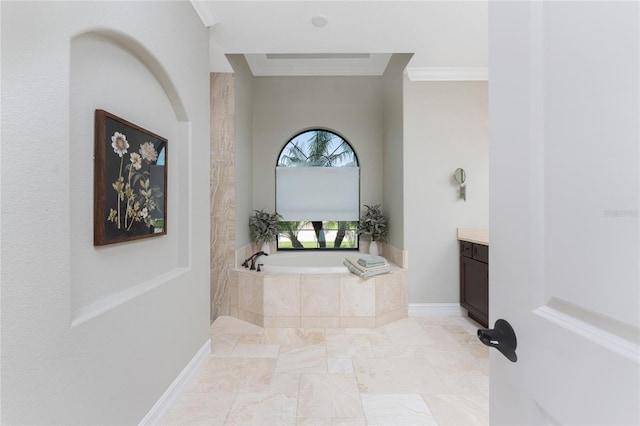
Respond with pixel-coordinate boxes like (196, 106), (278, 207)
(457, 228), (489, 327)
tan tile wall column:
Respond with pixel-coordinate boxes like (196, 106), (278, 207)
(210, 73), (236, 322)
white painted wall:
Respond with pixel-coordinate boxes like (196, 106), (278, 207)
(252, 76), (384, 213)
(1, 2), (210, 424)
(404, 81), (489, 303)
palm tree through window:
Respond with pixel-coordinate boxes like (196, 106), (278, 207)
(276, 130), (359, 250)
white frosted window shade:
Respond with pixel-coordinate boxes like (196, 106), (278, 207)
(276, 166), (360, 221)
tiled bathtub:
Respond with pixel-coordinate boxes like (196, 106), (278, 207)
(229, 264), (408, 328)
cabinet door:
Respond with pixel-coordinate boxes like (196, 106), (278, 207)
(460, 256), (488, 327)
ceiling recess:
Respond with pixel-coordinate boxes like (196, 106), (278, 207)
(244, 53), (392, 77)
(265, 53), (371, 60)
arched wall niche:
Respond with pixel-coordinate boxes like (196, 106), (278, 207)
(69, 28), (191, 323)
(72, 27), (189, 121)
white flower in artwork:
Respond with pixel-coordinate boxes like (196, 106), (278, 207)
(130, 152), (142, 170)
(111, 132), (129, 157)
(139, 142), (158, 163)
(141, 207), (149, 218)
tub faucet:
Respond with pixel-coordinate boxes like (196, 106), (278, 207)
(241, 251), (262, 268)
(241, 254), (254, 268)
(250, 251), (268, 270)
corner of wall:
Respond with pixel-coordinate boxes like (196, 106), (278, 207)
(382, 54), (413, 250)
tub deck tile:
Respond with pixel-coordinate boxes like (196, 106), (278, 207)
(231, 266), (408, 328)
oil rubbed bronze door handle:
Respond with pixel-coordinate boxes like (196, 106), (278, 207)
(478, 319), (518, 362)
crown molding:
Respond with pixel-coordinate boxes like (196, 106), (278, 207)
(189, 1), (219, 27)
(405, 67), (488, 81)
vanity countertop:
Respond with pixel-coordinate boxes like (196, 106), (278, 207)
(457, 228), (489, 245)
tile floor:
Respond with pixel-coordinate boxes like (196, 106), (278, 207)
(163, 315), (489, 425)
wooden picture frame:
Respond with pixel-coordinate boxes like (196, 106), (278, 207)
(94, 109), (167, 246)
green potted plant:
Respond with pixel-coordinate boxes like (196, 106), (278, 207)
(357, 204), (388, 255)
(249, 209), (282, 254)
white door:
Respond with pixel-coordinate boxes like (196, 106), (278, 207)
(489, 2), (639, 424)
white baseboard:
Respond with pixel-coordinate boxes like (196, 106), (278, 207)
(139, 339), (211, 425)
(409, 303), (465, 317)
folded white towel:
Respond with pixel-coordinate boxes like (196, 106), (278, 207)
(343, 260), (391, 279)
(343, 257), (391, 279)
(345, 257), (390, 272)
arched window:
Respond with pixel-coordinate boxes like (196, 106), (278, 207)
(276, 129), (359, 250)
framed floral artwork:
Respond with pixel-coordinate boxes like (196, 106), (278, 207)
(94, 109), (167, 246)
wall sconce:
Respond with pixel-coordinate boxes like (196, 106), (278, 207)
(454, 168), (466, 201)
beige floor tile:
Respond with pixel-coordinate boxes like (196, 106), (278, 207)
(353, 358), (450, 395)
(326, 334), (375, 359)
(360, 394), (437, 425)
(237, 333), (263, 344)
(230, 343), (280, 358)
(371, 344), (419, 358)
(414, 316), (458, 326)
(468, 375), (490, 398)
(419, 323), (457, 339)
(360, 331), (391, 347)
(211, 333), (240, 357)
(422, 393), (490, 425)
(417, 346), (476, 366)
(225, 392), (298, 425)
(449, 333), (482, 345)
(343, 327), (384, 335)
(440, 324), (469, 334)
(383, 317), (437, 346)
(436, 373), (488, 397)
(327, 357), (354, 374)
(162, 391), (236, 425)
(324, 328), (346, 337)
(298, 373), (364, 418)
(164, 315), (490, 425)
(300, 328), (326, 344)
(467, 343), (490, 359)
(267, 372), (301, 394)
(296, 417), (367, 425)
(188, 357), (276, 393)
(275, 344), (327, 373)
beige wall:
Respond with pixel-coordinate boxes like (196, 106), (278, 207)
(404, 81), (489, 303)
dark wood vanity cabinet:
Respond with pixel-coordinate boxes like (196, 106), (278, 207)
(459, 241), (489, 327)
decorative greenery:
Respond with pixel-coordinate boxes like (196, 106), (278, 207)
(357, 204), (388, 242)
(249, 209), (282, 243)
